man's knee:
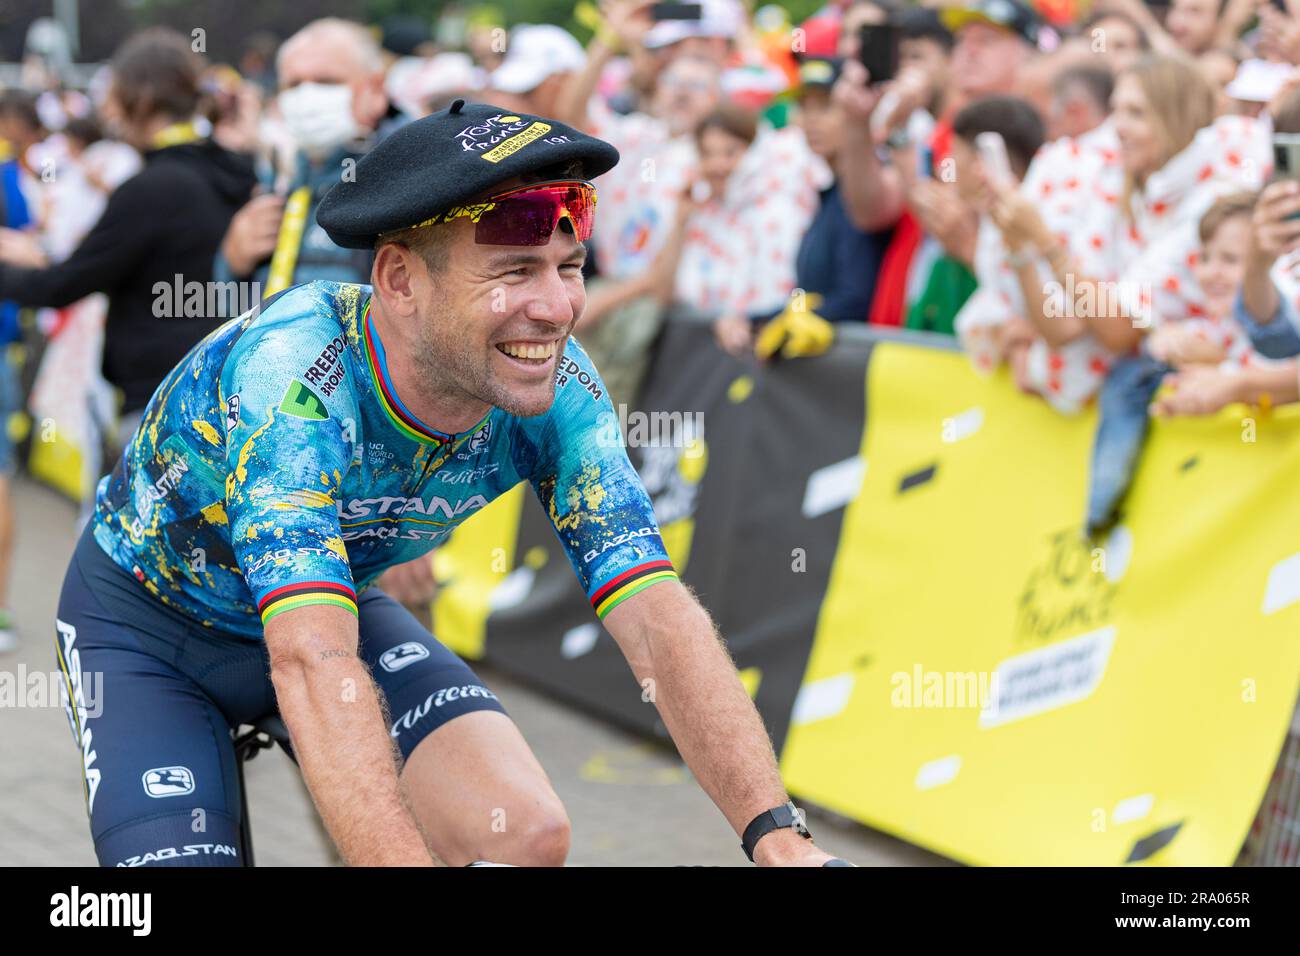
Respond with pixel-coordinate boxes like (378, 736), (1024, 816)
(493, 798), (570, 867)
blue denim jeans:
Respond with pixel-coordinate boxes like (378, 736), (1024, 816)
(1086, 354), (1171, 536)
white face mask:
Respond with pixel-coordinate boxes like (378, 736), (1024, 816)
(278, 82), (363, 158)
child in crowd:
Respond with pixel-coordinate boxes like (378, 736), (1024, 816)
(1147, 192), (1266, 371)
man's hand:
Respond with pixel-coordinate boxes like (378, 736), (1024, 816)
(912, 180), (978, 267)
(752, 827), (838, 867)
(222, 192), (286, 278)
(832, 59), (886, 130)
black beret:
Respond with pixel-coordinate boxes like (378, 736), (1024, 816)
(316, 99), (621, 249)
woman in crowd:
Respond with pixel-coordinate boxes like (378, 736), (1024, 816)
(970, 54), (1269, 534)
(0, 27), (256, 447)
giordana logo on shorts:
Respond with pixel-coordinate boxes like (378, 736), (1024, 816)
(225, 393), (241, 432)
(380, 642), (429, 673)
(390, 684), (498, 737)
(118, 843), (238, 867)
(142, 766), (194, 798)
(50, 886), (151, 936)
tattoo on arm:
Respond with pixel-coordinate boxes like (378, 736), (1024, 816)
(319, 648), (352, 661)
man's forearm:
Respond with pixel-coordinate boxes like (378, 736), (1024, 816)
(269, 618), (433, 866)
(840, 131), (903, 232)
(613, 594), (786, 836)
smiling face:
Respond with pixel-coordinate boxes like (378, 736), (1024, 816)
(1194, 212), (1250, 315)
(1111, 73), (1164, 178)
(404, 198), (588, 420)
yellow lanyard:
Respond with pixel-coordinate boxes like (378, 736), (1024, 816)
(262, 185), (313, 298)
(150, 121), (203, 150)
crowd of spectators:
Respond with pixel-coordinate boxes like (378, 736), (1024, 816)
(4, 0), (1300, 644)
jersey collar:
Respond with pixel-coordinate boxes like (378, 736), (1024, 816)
(361, 298), (490, 446)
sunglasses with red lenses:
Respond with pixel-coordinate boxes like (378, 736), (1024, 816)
(424, 180), (597, 246)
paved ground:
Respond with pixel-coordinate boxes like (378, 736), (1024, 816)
(0, 477), (948, 867)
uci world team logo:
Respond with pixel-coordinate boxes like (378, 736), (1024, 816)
(380, 642), (430, 673)
(142, 766), (195, 798)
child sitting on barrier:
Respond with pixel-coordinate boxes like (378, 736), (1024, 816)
(1146, 193), (1268, 371)
(1153, 192), (1300, 415)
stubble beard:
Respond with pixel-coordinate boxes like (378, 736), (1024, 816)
(412, 300), (565, 420)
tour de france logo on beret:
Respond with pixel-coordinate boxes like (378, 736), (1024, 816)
(457, 113), (554, 164)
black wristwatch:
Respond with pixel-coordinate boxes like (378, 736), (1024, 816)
(741, 800), (811, 862)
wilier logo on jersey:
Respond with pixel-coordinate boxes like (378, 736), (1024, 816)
(225, 394), (241, 433)
(379, 642), (430, 673)
(279, 380), (328, 420)
(142, 766), (195, 798)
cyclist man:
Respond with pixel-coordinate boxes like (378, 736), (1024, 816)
(55, 100), (844, 867)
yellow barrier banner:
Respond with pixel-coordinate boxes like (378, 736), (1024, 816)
(781, 341), (1300, 866)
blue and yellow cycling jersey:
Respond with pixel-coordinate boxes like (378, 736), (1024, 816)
(91, 280), (676, 638)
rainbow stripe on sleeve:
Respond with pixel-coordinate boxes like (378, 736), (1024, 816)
(590, 560), (677, 620)
(258, 580), (359, 626)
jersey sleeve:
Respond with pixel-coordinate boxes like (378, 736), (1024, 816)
(519, 340), (678, 621)
(220, 292), (360, 629)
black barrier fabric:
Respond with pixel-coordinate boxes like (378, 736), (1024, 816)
(474, 319), (870, 753)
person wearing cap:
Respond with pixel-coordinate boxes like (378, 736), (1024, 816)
(940, 0), (1054, 106)
(488, 23), (588, 119)
(215, 19), (401, 296)
(54, 99), (848, 868)
(787, 56), (893, 324)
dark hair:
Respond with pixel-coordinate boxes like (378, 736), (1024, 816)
(110, 27), (205, 125)
(896, 8), (955, 51)
(0, 90), (42, 134)
(1052, 64), (1115, 114)
(64, 115), (102, 147)
(694, 104), (759, 147)
(1079, 11), (1151, 51)
(952, 95), (1046, 179)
